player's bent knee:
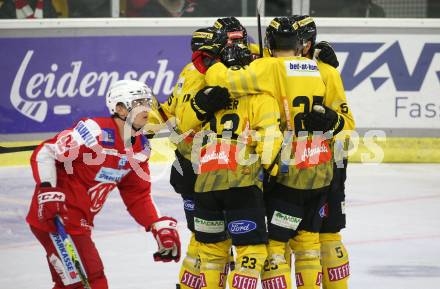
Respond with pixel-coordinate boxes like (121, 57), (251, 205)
(198, 240), (231, 262)
(261, 239), (292, 288)
(320, 233), (350, 287)
(88, 270), (108, 289)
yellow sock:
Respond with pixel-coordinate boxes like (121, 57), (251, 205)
(320, 233), (350, 289)
(179, 233), (202, 289)
(228, 244), (267, 289)
(261, 239), (292, 289)
(289, 231), (322, 289)
(198, 239), (231, 289)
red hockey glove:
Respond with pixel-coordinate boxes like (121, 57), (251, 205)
(191, 44), (223, 74)
(151, 216), (181, 263)
(37, 183), (67, 232)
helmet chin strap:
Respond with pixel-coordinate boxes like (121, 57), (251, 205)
(114, 113), (142, 132)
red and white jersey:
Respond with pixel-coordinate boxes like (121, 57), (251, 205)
(26, 117), (160, 235)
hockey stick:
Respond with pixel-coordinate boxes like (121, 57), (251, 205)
(0, 145), (38, 154)
(0, 130), (173, 154)
(54, 216), (92, 289)
(256, 0), (264, 58)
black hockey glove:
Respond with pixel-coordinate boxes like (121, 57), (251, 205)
(315, 41), (339, 68)
(192, 44), (224, 74)
(303, 104), (340, 133)
(191, 86), (230, 120)
(220, 44), (253, 68)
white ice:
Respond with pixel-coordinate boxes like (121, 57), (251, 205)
(1, 163), (440, 289)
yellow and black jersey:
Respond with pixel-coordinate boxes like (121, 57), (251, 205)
(204, 56), (336, 190)
(145, 62), (206, 160)
(317, 61), (356, 160)
(317, 60), (355, 132)
(194, 93), (282, 193)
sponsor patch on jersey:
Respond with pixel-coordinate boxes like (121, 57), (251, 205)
(271, 211), (302, 230)
(319, 203), (329, 218)
(95, 167), (130, 183)
(74, 120), (98, 147)
(316, 272), (323, 286)
(118, 155), (128, 169)
(183, 199), (195, 211)
(228, 220), (257, 234)
(232, 273), (258, 289)
(294, 138), (332, 169)
(194, 217), (224, 233)
(199, 142), (237, 173)
(100, 128), (115, 146)
(261, 275), (288, 289)
(327, 262), (350, 281)
(88, 182), (117, 213)
(180, 270), (202, 289)
(285, 59), (320, 77)
(295, 273), (304, 287)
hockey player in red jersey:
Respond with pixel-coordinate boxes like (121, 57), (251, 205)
(26, 79), (181, 289)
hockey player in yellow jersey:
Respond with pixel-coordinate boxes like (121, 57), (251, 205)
(289, 15), (355, 289)
(146, 26), (232, 289)
(149, 18), (262, 289)
(192, 75), (282, 289)
(189, 16), (354, 289)
(189, 30), (283, 289)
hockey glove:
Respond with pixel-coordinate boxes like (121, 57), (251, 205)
(220, 44), (253, 68)
(37, 182), (67, 232)
(315, 41), (339, 68)
(191, 86), (230, 120)
(151, 216), (181, 263)
(303, 104), (340, 133)
(192, 44), (224, 74)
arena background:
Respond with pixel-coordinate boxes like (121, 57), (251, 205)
(1, 17), (439, 165)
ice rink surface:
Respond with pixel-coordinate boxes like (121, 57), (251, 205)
(1, 163), (440, 289)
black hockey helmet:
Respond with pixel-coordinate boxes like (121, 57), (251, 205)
(191, 27), (216, 52)
(213, 17), (248, 46)
(191, 26), (228, 52)
(290, 15), (317, 46)
(265, 17), (302, 56)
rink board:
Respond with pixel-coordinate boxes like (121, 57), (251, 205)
(1, 18), (440, 163)
(1, 136), (440, 167)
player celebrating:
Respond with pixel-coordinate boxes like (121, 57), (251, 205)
(290, 15), (355, 289)
(26, 80), (181, 289)
(193, 16), (353, 289)
(145, 25), (231, 289)
(191, 59), (282, 289)
(148, 17), (252, 289)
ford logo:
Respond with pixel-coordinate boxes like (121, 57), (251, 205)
(227, 220), (257, 234)
(183, 200), (195, 211)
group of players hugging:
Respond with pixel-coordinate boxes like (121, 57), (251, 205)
(26, 14), (355, 289)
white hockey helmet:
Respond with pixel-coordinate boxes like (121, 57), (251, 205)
(106, 80), (156, 114)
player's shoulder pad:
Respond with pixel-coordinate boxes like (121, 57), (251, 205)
(317, 60), (339, 74)
(72, 118), (102, 147)
(183, 62), (197, 72)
